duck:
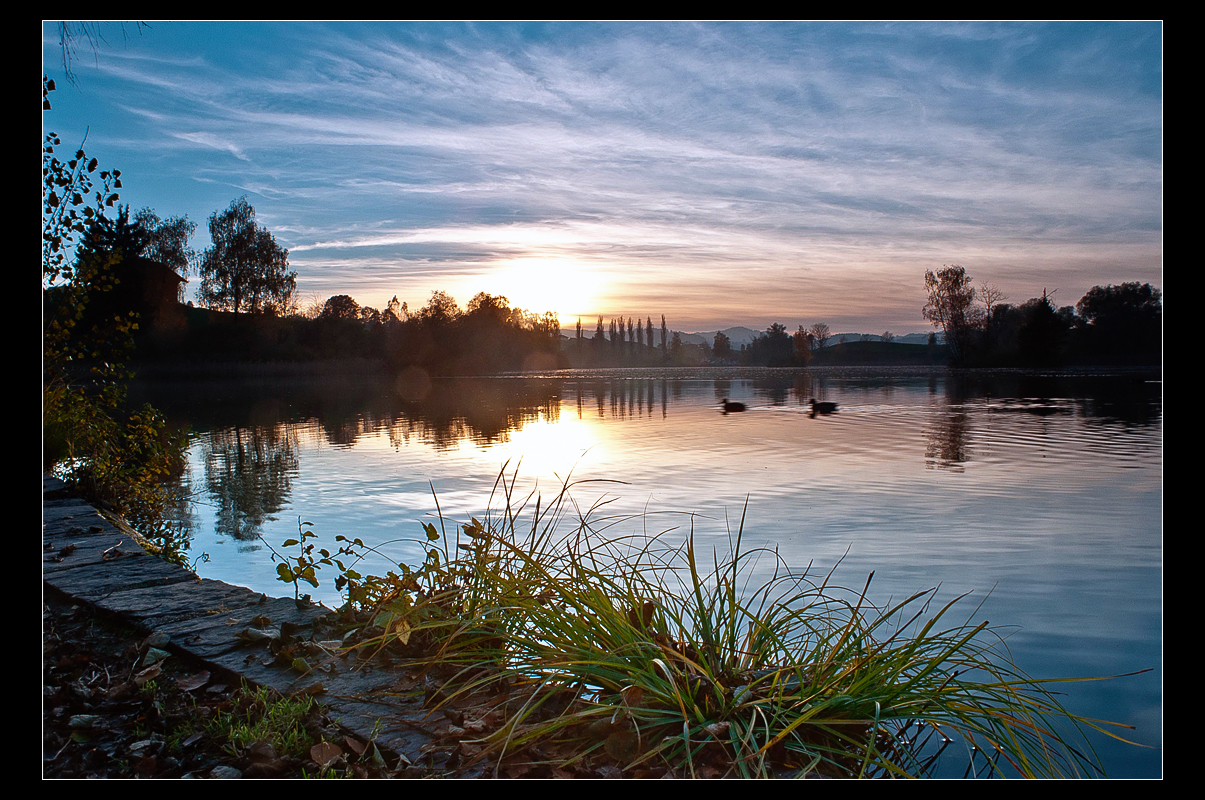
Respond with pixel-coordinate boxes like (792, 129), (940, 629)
(720, 398), (747, 414)
(809, 398), (838, 417)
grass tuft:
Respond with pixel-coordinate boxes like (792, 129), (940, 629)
(330, 466), (1133, 778)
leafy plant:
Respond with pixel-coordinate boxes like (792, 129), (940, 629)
(319, 516), (508, 662)
(264, 520), (331, 604)
(43, 75), (187, 561)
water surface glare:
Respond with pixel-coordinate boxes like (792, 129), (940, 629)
(147, 367), (1161, 777)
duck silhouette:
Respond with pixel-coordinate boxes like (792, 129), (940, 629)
(720, 398), (747, 414)
(809, 398), (838, 417)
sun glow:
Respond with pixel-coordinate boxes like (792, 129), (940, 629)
(491, 414), (602, 478)
(486, 258), (604, 322)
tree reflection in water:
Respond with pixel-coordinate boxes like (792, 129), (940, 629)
(203, 425), (300, 540)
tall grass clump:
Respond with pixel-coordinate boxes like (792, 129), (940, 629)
(325, 468), (1131, 778)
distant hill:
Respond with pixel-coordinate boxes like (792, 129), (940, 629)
(693, 328), (940, 348)
(812, 339), (939, 366)
(828, 332), (939, 346)
(682, 326), (759, 347)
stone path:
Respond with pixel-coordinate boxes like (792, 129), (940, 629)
(42, 476), (442, 769)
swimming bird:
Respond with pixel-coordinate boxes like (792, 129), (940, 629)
(809, 398), (838, 417)
(720, 398), (747, 414)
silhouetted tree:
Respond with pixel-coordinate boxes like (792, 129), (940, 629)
(78, 204), (195, 287)
(384, 295), (406, 325)
(793, 326), (813, 365)
(320, 294), (360, 321)
(1017, 291), (1068, 365)
(54, 22), (149, 88)
(531, 311), (561, 344)
(808, 323), (831, 350)
(418, 290), (461, 325)
(199, 197), (296, 315)
(923, 265), (977, 361)
(661, 315), (668, 358)
(467, 292), (514, 322)
(977, 283), (1007, 355)
(1075, 282), (1162, 357)
(135, 207), (196, 276)
(69, 203), (194, 337)
(713, 331), (733, 361)
(744, 323), (793, 366)
(359, 306), (381, 327)
(77, 204), (149, 264)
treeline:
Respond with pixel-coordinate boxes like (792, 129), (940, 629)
(736, 324), (829, 367)
(49, 186), (1159, 377)
(564, 315), (709, 367)
(923, 266), (1162, 367)
(45, 192), (565, 375)
(139, 290), (565, 375)
(562, 318), (926, 368)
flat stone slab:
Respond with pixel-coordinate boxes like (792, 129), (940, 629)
(43, 481), (437, 765)
(147, 583), (323, 656)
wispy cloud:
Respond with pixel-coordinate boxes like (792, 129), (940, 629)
(43, 21), (1161, 331)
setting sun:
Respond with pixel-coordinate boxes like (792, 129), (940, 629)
(482, 258), (604, 321)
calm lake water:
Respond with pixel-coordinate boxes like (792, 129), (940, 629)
(139, 366), (1162, 778)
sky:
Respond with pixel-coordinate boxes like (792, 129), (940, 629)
(42, 21), (1162, 334)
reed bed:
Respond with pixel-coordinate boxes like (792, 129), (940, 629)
(327, 468), (1129, 778)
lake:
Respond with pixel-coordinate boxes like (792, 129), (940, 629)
(138, 366), (1162, 778)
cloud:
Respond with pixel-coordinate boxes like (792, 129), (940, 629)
(172, 131), (250, 161)
(45, 21), (1161, 330)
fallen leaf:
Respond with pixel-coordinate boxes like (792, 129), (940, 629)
(133, 664), (162, 685)
(394, 617), (412, 645)
(310, 741), (343, 768)
(604, 729), (641, 761)
(176, 670), (211, 692)
(141, 647), (170, 667)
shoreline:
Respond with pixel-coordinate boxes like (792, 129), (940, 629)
(42, 476), (459, 777)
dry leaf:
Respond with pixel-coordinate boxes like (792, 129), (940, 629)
(310, 741), (343, 768)
(176, 670), (210, 692)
